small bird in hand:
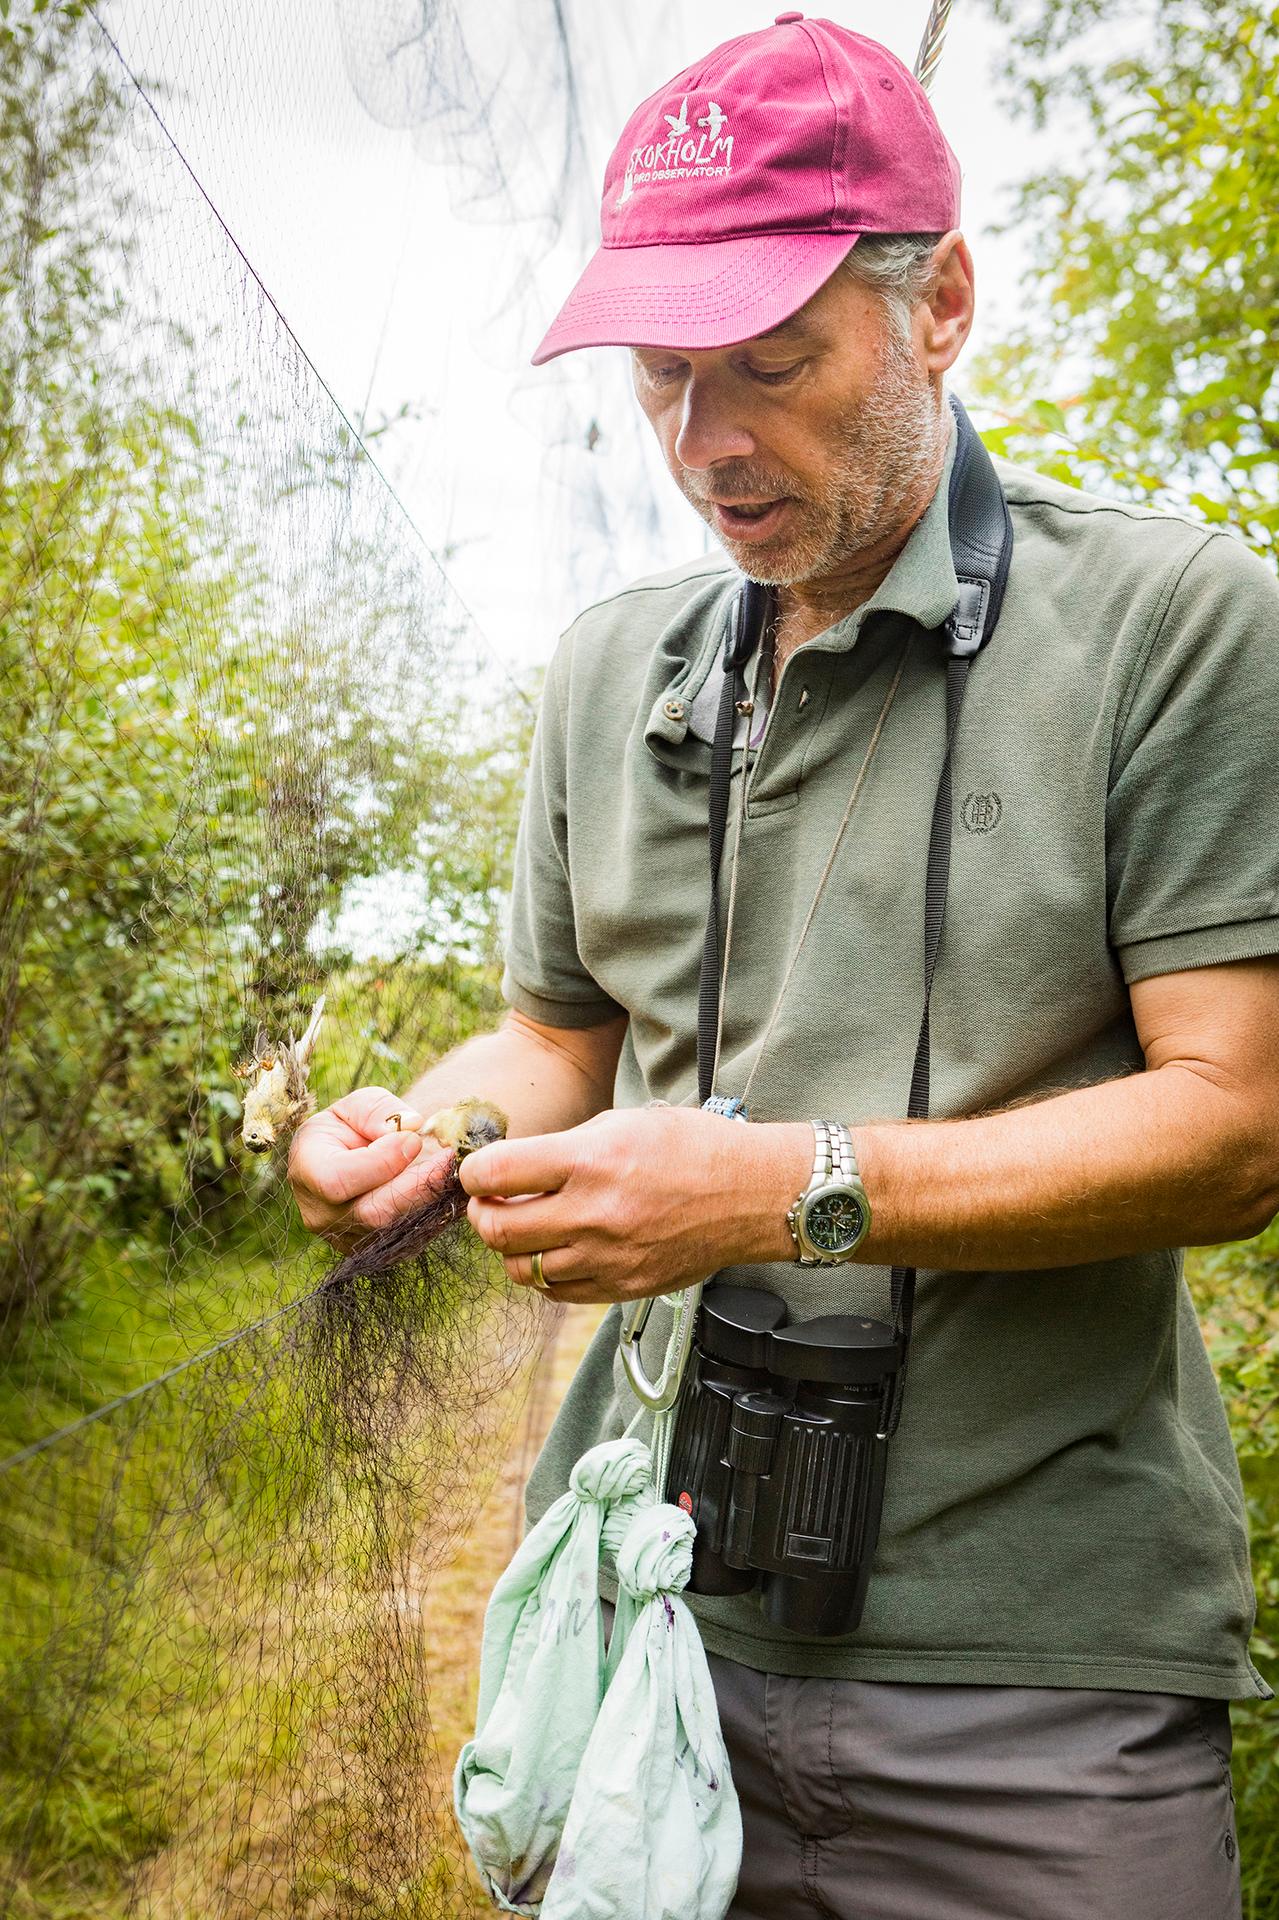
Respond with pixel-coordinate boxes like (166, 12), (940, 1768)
(235, 995), (327, 1154)
(394, 1097), (508, 1160)
(325, 1097), (509, 1289)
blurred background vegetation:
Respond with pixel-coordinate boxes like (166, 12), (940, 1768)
(1, 0), (1275, 1913)
(970, 3), (1278, 1902)
(2, 9), (540, 1911)
(1, 1), (533, 1324)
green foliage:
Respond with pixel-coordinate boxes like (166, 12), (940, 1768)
(0, 17), (536, 1890)
(0, 1237), (450, 1913)
(976, 0), (1279, 1896)
(0, 8), (537, 1910)
(0, 11), (535, 1321)
(1190, 1223), (1279, 1912)
(973, 0), (1278, 561)
(0, 1239), (283, 1908)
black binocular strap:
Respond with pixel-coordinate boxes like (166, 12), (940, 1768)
(694, 395), (1012, 1435)
(880, 646), (970, 1434)
(696, 579), (772, 1107)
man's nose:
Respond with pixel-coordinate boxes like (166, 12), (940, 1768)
(672, 375), (755, 472)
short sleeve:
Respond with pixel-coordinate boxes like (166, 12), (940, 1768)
(501, 637), (626, 1029)
(1107, 531), (1279, 985)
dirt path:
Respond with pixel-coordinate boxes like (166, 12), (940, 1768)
(419, 1300), (606, 1915)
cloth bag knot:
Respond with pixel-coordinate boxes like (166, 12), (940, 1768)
(570, 1435), (652, 1506)
(454, 1436), (653, 1915)
(615, 1500), (694, 1599)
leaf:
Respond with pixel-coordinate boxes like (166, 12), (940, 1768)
(1029, 398), (1069, 434)
(1188, 492), (1232, 523)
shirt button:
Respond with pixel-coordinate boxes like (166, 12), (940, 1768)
(663, 698), (685, 721)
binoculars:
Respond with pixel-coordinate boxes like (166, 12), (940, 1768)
(665, 1283), (902, 1637)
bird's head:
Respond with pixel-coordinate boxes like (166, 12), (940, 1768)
(421, 1097), (509, 1158)
(241, 1116), (276, 1154)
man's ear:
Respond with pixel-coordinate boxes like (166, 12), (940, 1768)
(917, 230), (974, 376)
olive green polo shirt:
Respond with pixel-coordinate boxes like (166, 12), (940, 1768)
(502, 424), (1279, 1697)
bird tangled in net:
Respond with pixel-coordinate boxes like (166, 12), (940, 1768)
(234, 999), (329, 1157)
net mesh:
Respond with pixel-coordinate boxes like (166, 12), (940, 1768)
(0, 3), (593, 1911)
(5, 1), (1272, 1914)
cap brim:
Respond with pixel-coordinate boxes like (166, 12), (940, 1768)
(530, 231), (860, 366)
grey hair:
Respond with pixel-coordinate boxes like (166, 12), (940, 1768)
(841, 234), (944, 339)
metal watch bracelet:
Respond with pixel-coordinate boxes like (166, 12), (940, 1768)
(812, 1119), (858, 1187)
(786, 1120), (869, 1266)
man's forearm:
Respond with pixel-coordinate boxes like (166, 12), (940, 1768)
(402, 1009), (624, 1144)
(846, 1062), (1275, 1272)
(459, 961), (1279, 1305)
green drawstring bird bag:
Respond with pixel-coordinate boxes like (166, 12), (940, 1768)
(539, 1502), (742, 1920)
(600, 1478), (655, 1686)
(454, 1435), (653, 1915)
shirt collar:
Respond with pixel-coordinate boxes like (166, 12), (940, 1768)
(644, 409), (961, 759)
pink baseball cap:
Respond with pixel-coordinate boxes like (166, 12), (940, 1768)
(531, 13), (961, 366)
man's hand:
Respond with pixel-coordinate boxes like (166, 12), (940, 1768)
(287, 1085), (455, 1252)
(285, 1011), (629, 1257)
(459, 1105), (812, 1304)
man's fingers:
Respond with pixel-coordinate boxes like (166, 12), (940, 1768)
(514, 1279), (599, 1305)
(501, 1248), (588, 1295)
(459, 1131), (576, 1199)
(347, 1146), (457, 1231)
(467, 1193), (568, 1258)
(293, 1112), (427, 1207)
(327, 1085), (425, 1144)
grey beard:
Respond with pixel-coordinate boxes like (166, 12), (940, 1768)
(685, 347), (946, 589)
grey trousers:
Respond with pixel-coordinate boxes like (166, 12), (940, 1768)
(704, 1648), (1241, 1920)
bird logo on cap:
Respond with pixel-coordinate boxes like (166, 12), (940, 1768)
(664, 96), (691, 138)
(616, 93), (736, 209)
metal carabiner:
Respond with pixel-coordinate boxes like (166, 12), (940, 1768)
(618, 1281), (703, 1412)
(618, 1095), (746, 1411)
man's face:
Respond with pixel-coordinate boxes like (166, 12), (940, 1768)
(630, 258), (945, 587)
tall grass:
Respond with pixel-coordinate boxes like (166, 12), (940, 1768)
(1190, 1219), (1279, 1917)
(0, 1226), (538, 1918)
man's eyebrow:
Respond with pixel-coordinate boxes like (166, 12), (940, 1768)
(749, 315), (814, 344)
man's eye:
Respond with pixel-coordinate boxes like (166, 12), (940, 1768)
(746, 362), (805, 386)
(643, 363), (685, 386)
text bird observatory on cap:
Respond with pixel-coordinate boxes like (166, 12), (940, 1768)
(531, 12), (962, 366)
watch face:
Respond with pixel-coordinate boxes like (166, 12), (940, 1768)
(804, 1188), (867, 1256)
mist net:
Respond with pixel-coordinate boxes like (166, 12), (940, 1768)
(0, 1), (647, 1911)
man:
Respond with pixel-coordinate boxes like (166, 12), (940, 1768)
(290, 17), (1278, 1917)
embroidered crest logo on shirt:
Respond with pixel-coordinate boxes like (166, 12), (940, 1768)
(616, 96), (734, 206)
(961, 791), (1003, 834)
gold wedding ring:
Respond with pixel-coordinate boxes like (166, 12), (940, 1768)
(530, 1251), (550, 1293)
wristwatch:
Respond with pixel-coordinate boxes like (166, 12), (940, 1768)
(787, 1121), (872, 1266)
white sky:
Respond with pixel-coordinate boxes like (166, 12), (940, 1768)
(105, 0), (1064, 679)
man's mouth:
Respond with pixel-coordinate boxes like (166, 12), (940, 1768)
(707, 496), (793, 541)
